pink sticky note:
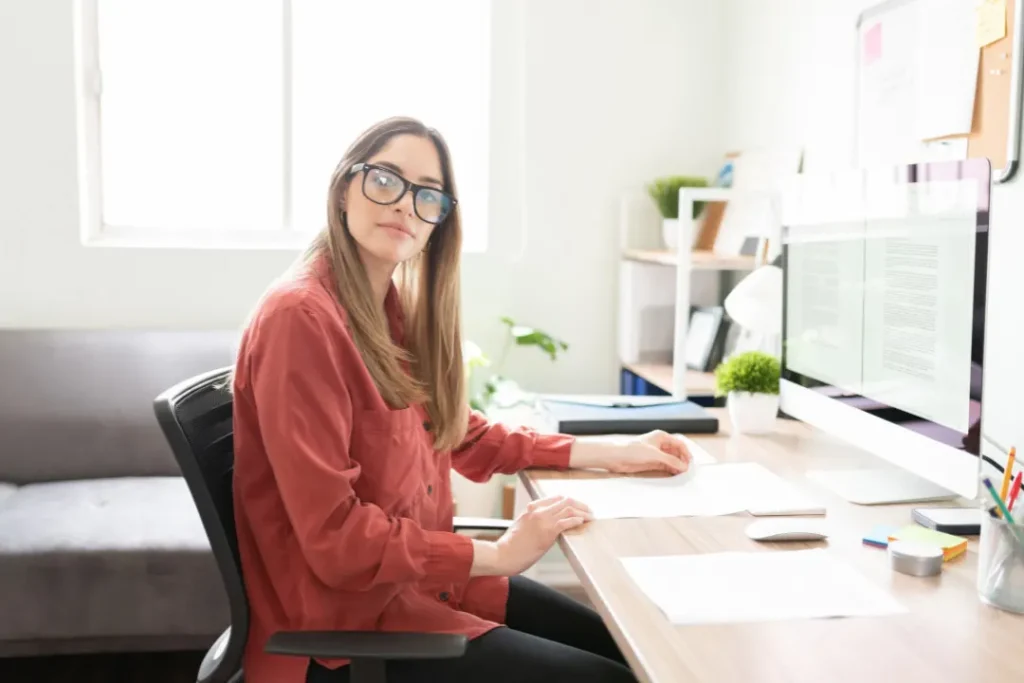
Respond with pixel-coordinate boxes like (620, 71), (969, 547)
(864, 22), (882, 64)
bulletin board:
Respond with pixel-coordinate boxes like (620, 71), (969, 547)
(856, 0), (1024, 182)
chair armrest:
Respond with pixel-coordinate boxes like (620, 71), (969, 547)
(265, 630), (468, 660)
(453, 516), (512, 532)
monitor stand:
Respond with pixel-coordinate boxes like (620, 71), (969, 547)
(806, 468), (960, 505)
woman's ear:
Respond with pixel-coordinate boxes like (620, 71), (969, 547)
(337, 178), (350, 210)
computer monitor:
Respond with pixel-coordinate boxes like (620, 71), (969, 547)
(778, 159), (989, 504)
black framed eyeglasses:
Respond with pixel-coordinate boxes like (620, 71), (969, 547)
(348, 162), (456, 225)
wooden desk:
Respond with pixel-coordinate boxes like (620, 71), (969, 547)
(519, 410), (1024, 683)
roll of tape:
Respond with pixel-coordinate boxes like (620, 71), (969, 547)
(888, 540), (944, 576)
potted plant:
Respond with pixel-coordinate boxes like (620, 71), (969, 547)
(464, 316), (569, 413)
(714, 350), (781, 434)
(646, 175), (709, 251)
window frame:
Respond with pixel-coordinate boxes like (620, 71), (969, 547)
(73, 0), (490, 252)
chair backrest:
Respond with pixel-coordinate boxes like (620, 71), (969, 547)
(154, 367), (247, 683)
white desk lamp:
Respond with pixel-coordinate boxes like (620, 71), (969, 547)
(723, 264), (782, 355)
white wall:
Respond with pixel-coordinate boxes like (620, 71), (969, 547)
(472, 0), (724, 396)
(1, 0), (724, 400)
(721, 0), (1024, 456)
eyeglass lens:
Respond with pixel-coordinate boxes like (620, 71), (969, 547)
(363, 167), (452, 224)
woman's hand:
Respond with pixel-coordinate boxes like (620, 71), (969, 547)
(471, 495), (592, 577)
(568, 430), (692, 475)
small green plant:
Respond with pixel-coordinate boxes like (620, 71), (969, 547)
(646, 175), (709, 220)
(466, 317), (569, 412)
(499, 316), (568, 361)
(714, 351), (780, 397)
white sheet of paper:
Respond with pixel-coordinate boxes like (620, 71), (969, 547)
(536, 462), (821, 519)
(914, 0), (979, 140)
(920, 137), (969, 162)
(621, 549), (907, 625)
(539, 467), (744, 518)
(859, 8), (918, 166)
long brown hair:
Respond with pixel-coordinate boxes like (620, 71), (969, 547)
(303, 117), (468, 451)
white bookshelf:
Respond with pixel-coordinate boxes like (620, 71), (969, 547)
(622, 248), (757, 271)
(621, 360), (718, 396)
(618, 187), (765, 398)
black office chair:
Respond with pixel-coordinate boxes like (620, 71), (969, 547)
(154, 366), (511, 683)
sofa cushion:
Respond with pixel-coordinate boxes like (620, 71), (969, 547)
(0, 329), (238, 483)
(0, 477), (229, 641)
(0, 483), (15, 508)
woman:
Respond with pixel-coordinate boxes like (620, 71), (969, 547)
(231, 117), (692, 683)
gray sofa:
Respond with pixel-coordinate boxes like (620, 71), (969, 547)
(0, 330), (238, 657)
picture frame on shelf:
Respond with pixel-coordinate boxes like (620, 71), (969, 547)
(722, 319), (744, 359)
(738, 236), (761, 256)
(683, 306), (729, 372)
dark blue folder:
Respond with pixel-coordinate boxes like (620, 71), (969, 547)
(537, 395), (719, 435)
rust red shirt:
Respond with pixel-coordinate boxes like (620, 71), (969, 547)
(231, 262), (574, 683)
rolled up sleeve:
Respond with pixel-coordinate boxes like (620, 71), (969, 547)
(450, 409), (574, 482)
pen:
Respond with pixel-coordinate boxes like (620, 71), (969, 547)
(1009, 472), (1023, 513)
(1000, 447), (1016, 501)
(982, 479), (1024, 550)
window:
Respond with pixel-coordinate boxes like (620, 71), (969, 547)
(78, 0), (491, 252)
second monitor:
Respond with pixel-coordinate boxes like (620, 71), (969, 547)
(778, 159), (989, 504)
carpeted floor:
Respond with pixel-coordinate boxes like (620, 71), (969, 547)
(0, 649), (205, 683)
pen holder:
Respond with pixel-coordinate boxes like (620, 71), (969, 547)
(977, 506), (1024, 614)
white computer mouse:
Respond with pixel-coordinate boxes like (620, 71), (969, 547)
(745, 518), (830, 542)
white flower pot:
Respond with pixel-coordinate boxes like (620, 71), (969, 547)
(661, 217), (701, 251)
(661, 218), (678, 250)
(727, 391), (779, 434)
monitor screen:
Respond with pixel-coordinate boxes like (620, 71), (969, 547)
(780, 159), (989, 458)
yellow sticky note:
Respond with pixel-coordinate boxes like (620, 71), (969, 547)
(977, 0), (1007, 48)
(888, 525), (968, 561)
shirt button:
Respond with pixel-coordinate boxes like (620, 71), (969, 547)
(423, 420), (432, 431)
(427, 485), (433, 495)
(439, 591), (450, 602)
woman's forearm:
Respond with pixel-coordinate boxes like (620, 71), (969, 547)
(566, 436), (620, 470)
(469, 539), (505, 576)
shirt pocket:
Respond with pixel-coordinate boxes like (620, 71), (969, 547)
(350, 405), (431, 517)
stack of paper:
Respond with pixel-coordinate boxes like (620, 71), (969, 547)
(621, 549), (907, 625)
(537, 462), (823, 519)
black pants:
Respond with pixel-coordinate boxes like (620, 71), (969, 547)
(306, 576), (637, 682)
